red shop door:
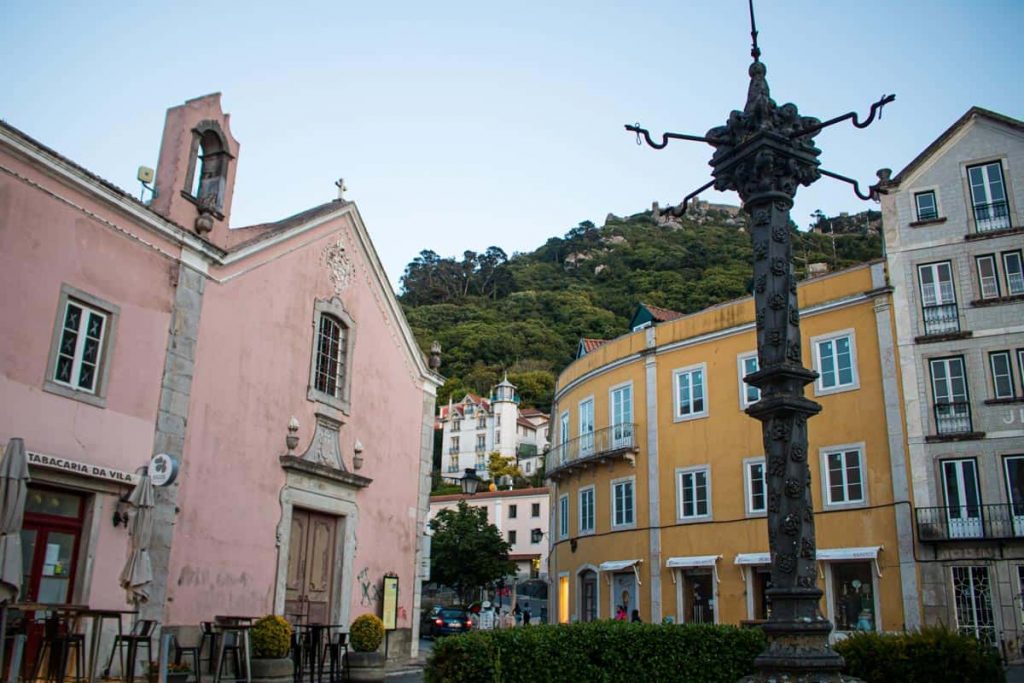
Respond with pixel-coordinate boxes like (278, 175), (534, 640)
(20, 486), (86, 604)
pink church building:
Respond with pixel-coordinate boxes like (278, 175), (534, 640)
(0, 93), (441, 658)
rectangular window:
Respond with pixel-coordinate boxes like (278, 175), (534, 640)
(915, 190), (938, 221)
(990, 351), (1016, 399)
(745, 458), (766, 515)
(823, 447), (865, 506)
(611, 384), (633, 446)
(677, 467), (710, 521)
(579, 398), (595, 455)
(738, 352), (760, 408)
(452, 418), (462, 431)
(314, 314), (347, 398)
(476, 434), (486, 452)
(507, 529), (517, 545)
(930, 357), (971, 435)
(1004, 251), (1024, 296)
(450, 436), (459, 453)
(674, 364), (707, 419)
(942, 458), (982, 539)
(579, 487), (595, 534)
(531, 503), (540, 518)
(814, 332), (857, 393)
(612, 478), (635, 528)
(45, 285), (120, 408)
(918, 262), (959, 335)
(968, 161), (1010, 233)
(831, 561), (876, 632)
(559, 412), (569, 447)
(976, 255), (1001, 299)
(558, 494), (569, 539)
(1003, 456), (1024, 537)
(509, 504), (517, 519)
(53, 300), (107, 394)
(952, 566), (995, 643)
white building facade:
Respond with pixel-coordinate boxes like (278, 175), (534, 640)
(438, 377), (549, 480)
(881, 107), (1024, 657)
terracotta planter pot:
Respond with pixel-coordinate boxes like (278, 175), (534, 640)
(251, 657), (293, 683)
(346, 651), (385, 683)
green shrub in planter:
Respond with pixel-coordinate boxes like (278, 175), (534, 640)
(834, 626), (1005, 683)
(350, 614), (385, 653)
(426, 621), (766, 683)
(251, 615), (293, 659)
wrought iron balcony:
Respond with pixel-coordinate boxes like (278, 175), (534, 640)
(973, 200), (1011, 233)
(446, 463), (460, 473)
(916, 504), (1024, 542)
(922, 303), (959, 336)
(546, 423), (638, 480)
(934, 401), (972, 435)
(448, 446), (460, 454)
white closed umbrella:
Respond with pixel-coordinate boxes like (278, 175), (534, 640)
(0, 438), (29, 603)
(0, 438), (30, 676)
(118, 469), (154, 604)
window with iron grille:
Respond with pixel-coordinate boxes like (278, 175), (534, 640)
(968, 161), (1010, 233)
(308, 300), (355, 412)
(45, 284), (120, 408)
(930, 356), (972, 435)
(952, 566), (995, 644)
(918, 262), (959, 336)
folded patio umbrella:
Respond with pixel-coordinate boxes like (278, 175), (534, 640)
(119, 469), (154, 604)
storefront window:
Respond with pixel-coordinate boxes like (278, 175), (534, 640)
(20, 486), (85, 604)
(832, 561), (875, 631)
(752, 567), (772, 620)
(25, 489), (81, 518)
(684, 572), (714, 624)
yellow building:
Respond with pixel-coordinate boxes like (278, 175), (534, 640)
(546, 261), (921, 638)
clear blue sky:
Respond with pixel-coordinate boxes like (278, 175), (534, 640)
(3, 1), (1022, 290)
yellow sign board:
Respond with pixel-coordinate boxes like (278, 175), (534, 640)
(382, 575), (399, 631)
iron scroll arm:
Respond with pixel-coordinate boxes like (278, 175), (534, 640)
(793, 94), (896, 139)
(625, 123), (708, 150)
(659, 179), (717, 217)
(818, 168), (882, 201)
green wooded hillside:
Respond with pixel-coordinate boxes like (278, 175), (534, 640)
(401, 207), (882, 412)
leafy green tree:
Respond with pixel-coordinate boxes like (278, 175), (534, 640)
(429, 501), (515, 604)
(487, 452), (521, 482)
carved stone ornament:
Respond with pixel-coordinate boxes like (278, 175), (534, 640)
(323, 238), (355, 296)
(298, 413), (347, 471)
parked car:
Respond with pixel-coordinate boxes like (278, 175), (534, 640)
(420, 603), (444, 634)
(430, 607), (474, 637)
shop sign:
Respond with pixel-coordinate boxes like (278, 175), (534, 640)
(27, 451), (138, 485)
(382, 574), (399, 631)
(148, 453), (179, 487)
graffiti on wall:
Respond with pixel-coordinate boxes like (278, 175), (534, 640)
(357, 567), (382, 607)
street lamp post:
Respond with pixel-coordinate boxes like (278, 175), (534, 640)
(625, 4), (892, 681)
(461, 467), (482, 496)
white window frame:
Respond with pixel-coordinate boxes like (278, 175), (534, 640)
(676, 465), (711, 523)
(976, 254), (1001, 300)
(1004, 250), (1024, 296)
(811, 329), (859, 396)
(743, 457), (767, 517)
(579, 396), (595, 456)
(609, 381), (634, 447)
(611, 476), (636, 529)
(44, 284), (120, 408)
(737, 351), (761, 409)
(914, 188), (939, 222)
(819, 443), (867, 510)
(307, 297), (356, 414)
(558, 494), (569, 539)
(990, 351), (1016, 400)
(673, 362), (708, 421)
(578, 486), (595, 535)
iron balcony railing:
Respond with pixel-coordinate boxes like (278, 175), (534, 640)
(446, 463), (460, 473)
(546, 423), (638, 475)
(916, 503), (1024, 542)
(448, 446), (460, 454)
(973, 200), (1011, 233)
(475, 445), (487, 453)
(935, 401), (972, 435)
(922, 303), (960, 336)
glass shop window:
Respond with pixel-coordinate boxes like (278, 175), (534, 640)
(832, 561), (875, 632)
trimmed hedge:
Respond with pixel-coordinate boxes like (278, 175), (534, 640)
(425, 622), (766, 683)
(834, 626), (1005, 683)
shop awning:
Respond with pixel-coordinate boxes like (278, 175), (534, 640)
(734, 552), (771, 566)
(665, 555), (722, 583)
(817, 546), (883, 577)
(598, 559), (643, 586)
